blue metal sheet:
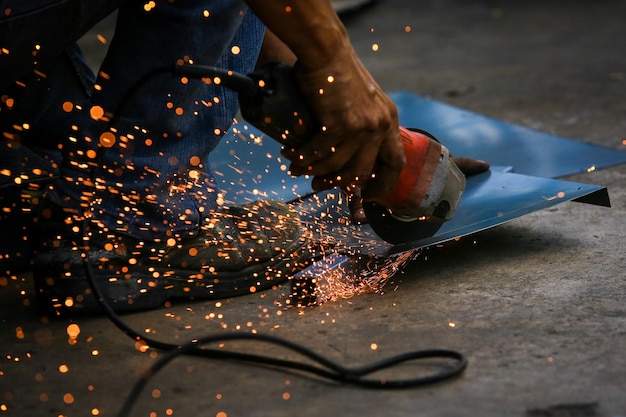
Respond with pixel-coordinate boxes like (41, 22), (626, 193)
(211, 128), (313, 206)
(212, 92), (626, 205)
(210, 92), (619, 256)
(390, 92), (626, 178)
(290, 172), (609, 257)
(288, 169), (609, 303)
(212, 93), (624, 300)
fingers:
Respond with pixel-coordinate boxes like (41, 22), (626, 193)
(451, 157), (490, 176)
(281, 99), (404, 193)
(283, 128), (373, 179)
(360, 126), (406, 199)
(282, 98), (383, 177)
(288, 130), (404, 195)
(285, 124), (396, 187)
(279, 51), (404, 193)
(343, 185), (367, 224)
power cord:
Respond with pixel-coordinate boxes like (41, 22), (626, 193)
(77, 62), (468, 417)
(80, 221), (467, 416)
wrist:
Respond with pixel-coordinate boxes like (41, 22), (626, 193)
(291, 20), (351, 72)
(246, 0), (352, 73)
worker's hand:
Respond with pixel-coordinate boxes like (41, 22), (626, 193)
(346, 157), (490, 224)
(281, 47), (406, 199)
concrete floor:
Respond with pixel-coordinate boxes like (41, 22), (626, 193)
(2, 1), (626, 416)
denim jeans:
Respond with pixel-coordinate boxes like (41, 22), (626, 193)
(0, 0), (265, 240)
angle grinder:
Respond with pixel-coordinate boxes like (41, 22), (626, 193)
(175, 61), (465, 244)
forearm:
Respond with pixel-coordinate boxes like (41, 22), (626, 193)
(258, 29), (297, 67)
(244, 0), (351, 71)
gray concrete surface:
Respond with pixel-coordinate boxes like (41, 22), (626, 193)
(2, 1), (625, 416)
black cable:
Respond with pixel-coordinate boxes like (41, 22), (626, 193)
(82, 237), (467, 416)
(174, 62), (257, 97)
(77, 62), (468, 417)
(115, 336), (466, 417)
(80, 225), (466, 374)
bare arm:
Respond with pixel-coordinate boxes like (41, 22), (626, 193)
(247, 0), (351, 71)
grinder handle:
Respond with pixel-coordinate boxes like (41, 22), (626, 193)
(239, 61), (318, 149)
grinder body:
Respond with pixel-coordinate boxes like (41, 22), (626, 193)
(361, 127), (465, 243)
(238, 62), (465, 244)
(374, 127), (465, 221)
